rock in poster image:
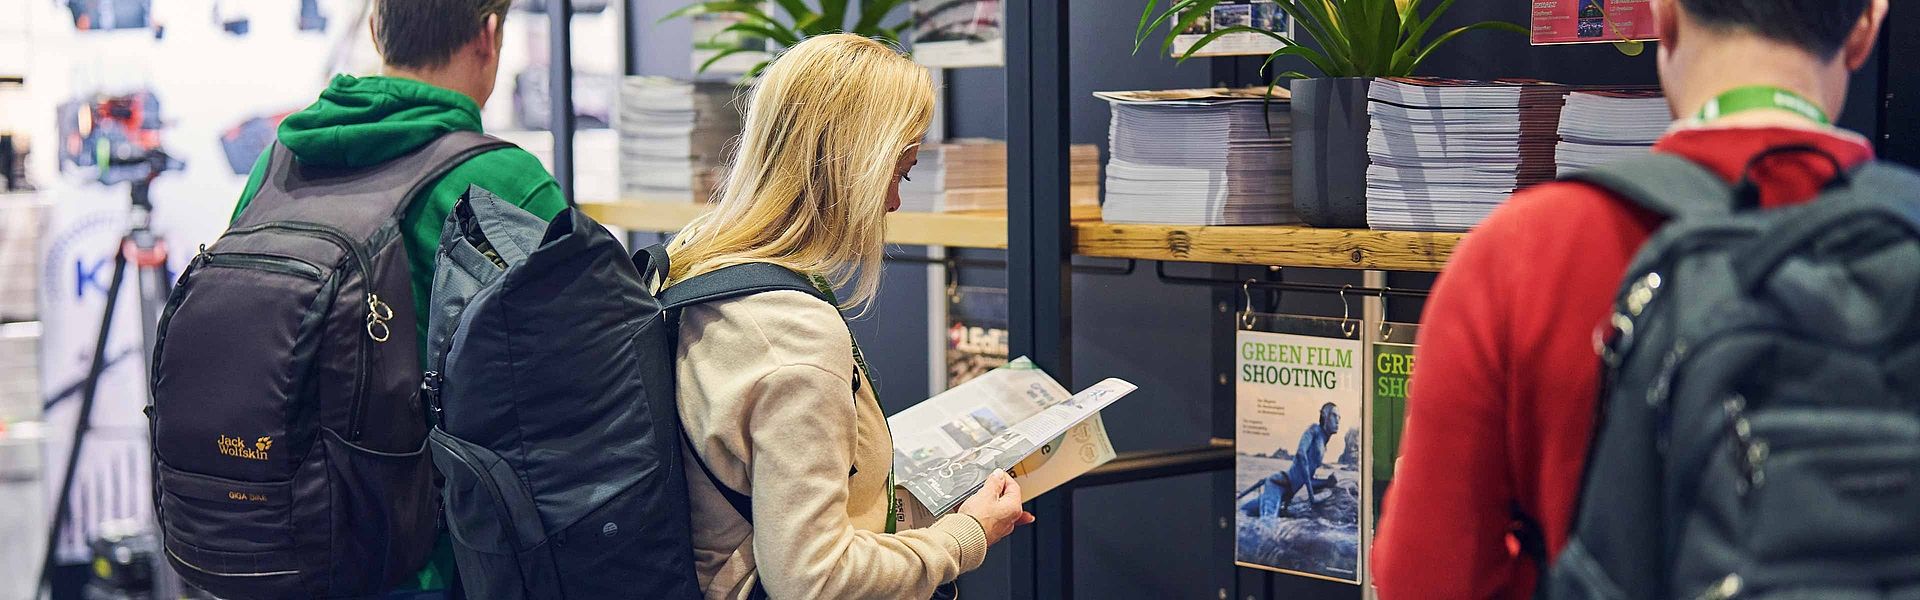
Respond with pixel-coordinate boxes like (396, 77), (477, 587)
(1531, 0), (1656, 45)
(1234, 329), (1363, 583)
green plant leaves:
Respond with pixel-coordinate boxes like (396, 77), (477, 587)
(698, 46), (760, 73)
(670, 0), (915, 72)
(722, 21), (801, 47)
(1159, 0), (1223, 56)
(1140, 0), (1522, 79)
(1256, 41), (1341, 78)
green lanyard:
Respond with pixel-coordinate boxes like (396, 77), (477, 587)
(809, 275), (899, 534)
(1697, 85), (1830, 125)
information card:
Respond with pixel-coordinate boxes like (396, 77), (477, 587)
(1531, 0), (1657, 45)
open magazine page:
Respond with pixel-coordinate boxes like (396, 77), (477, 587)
(888, 358), (1135, 517)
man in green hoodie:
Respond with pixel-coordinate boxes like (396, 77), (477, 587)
(227, 0), (566, 595)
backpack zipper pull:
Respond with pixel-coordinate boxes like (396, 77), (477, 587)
(1697, 573), (1742, 600)
(365, 294), (393, 342)
(422, 371), (444, 427)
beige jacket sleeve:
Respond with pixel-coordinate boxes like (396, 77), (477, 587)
(745, 364), (987, 599)
(680, 290), (988, 600)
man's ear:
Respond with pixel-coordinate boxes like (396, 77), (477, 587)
(1651, 0), (1680, 51)
(367, 11), (382, 56)
(471, 13), (501, 62)
(1842, 0), (1888, 71)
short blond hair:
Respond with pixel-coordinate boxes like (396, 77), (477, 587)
(666, 34), (935, 311)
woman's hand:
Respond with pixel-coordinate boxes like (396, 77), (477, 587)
(957, 470), (1036, 546)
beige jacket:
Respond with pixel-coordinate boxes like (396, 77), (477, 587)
(675, 289), (990, 600)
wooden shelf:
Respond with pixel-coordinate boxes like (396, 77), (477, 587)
(582, 201), (1461, 271)
(579, 200), (1083, 250)
(1072, 222), (1461, 272)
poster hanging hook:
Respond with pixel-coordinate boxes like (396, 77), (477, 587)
(1339, 284), (1357, 338)
(944, 257), (961, 305)
(1379, 287), (1394, 340)
(1239, 279), (1257, 330)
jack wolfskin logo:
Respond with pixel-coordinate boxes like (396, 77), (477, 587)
(218, 435), (270, 461)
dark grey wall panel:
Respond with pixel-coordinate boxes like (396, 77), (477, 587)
(626, 1), (1896, 597)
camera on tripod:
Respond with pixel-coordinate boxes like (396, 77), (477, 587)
(58, 91), (182, 189)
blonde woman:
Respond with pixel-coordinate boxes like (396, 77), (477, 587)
(663, 34), (1033, 600)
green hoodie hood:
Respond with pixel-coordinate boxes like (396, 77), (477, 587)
(277, 74), (485, 168)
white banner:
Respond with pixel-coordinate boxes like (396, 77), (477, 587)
(38, 179), (152, 563)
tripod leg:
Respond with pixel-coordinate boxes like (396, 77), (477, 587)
(38, 239), (130, 595)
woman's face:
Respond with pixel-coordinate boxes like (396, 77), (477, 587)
(886, 144), (921, 213)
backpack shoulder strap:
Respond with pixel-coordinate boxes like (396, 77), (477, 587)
(663, 262), (840, 528)
(659, 262), (832, 310)
(237, 131), (513, 238)
(1561, 154), (1735, 220)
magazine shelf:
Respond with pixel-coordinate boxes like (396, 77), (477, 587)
(582, 201), (1103, 250)
(584, 201), (1458, 270)
(1073, 223), (1460, 272)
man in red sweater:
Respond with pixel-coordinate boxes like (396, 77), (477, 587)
(1370, 0), (1891, 598)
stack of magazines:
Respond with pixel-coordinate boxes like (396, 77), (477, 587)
(1365, 77), (1567, 232)
(898, 140), (1100, 213)
(1097, 88), (1293, 225)
(1556, 89), (1671, 176)
(618, 77), (741, 202)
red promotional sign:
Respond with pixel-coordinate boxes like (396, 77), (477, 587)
(1531, 0), (1658, 45)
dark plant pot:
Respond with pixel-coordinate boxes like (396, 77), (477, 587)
(1291, 77), (1372, 228)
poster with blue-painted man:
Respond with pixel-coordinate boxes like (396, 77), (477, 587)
(1235, 328), (1364, 583)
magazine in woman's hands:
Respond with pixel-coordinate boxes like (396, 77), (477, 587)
(887, 358), (1134, 525)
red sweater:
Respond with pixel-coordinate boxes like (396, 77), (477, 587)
(1369, 126), (1874, 600)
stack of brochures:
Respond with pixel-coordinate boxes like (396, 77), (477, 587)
(898, 140), (1100, 213)
(1556, 89), (1671, 176)
(889, 357), (1134, 521)
(1096, 88), (1294, 225)
(618, 76), (741, 202)
(1365, 77), (1567, 232)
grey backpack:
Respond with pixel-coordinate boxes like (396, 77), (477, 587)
(1544, 150), (1920, 600)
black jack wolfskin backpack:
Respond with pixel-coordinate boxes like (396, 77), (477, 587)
(422, 186), (833, 599)
(1543, 150), (1920, 600)
(149, 131), (509, 598)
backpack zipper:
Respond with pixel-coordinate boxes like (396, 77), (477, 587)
(224, 221), (383, 439)
(200, 253), (323, 280)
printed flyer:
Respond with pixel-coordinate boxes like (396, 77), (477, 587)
(945, 286), (1010, 388)
(1235, 328), (1365, 583)
(913, 0), (1003, 68)
(1531, 0), (1657, 45)
(1171, 0), (1292, 58)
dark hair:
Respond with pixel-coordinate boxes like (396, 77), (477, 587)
(1679, 0), (1871, 58)
(375, 0), (511, 69)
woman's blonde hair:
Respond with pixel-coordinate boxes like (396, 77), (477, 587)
(665, 33), (935, 311)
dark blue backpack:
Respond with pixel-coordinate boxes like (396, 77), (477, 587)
(423, 187), (825, 599)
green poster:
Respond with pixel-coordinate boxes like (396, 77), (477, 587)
(1370, 342), (1415, 526)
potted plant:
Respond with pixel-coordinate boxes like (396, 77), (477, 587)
(665, 0), (914, 77)
(1137, 0), (1524, 228)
